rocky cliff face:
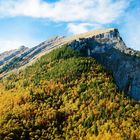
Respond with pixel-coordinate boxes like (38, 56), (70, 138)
(0, 28), (140, 100)
(68, 29), (140, 100)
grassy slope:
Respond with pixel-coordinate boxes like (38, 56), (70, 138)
(0, 45), (139, 140)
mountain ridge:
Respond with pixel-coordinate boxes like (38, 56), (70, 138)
(0, 28), (140, 100)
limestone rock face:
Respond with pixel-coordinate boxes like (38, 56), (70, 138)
(68, 29), (140, 100)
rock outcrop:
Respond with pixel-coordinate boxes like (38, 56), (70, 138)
(67, 28), (140, 100)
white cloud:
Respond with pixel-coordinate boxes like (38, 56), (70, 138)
(0, 0), (129, 24)
(67, 23), (103, 34)
(0, 39), (24, 53)
(0, 0), (130, 35)
(0, 39), (39, 53)
(67, 23), (91, 34)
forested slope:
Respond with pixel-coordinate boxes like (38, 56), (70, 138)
(0, 45), (139, 140)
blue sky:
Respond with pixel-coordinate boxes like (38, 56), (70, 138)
(0, 0), (140, 52)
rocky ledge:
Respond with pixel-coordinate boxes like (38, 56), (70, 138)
(67, 28), (140, 100)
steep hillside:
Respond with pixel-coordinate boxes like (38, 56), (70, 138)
(0, 46), (139, 140)
(67, 28), (140, 100)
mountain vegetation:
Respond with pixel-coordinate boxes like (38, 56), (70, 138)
(0, 45), (139, 140)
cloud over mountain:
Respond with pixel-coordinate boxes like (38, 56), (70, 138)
(0, 0), (140, 50)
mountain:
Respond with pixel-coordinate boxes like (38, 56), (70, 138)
(0, 36), (64, 77)
(0, 46), (28, 67)
(0, 45), (140, 140)
(0, 28), (140, 100)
